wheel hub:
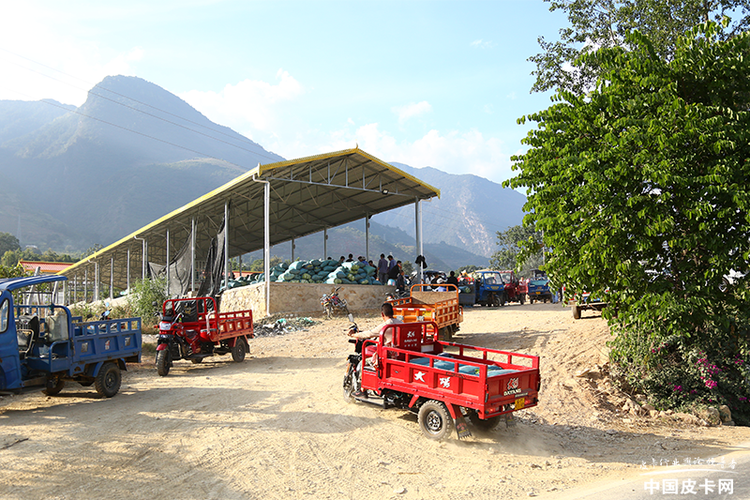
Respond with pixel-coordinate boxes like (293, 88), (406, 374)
(426, 411), (442, 432)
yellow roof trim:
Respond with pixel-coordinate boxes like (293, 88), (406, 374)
(60, 148), (440, 276)
(258, 147), (441, 198)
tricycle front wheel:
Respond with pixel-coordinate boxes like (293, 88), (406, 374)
(43, 377), (65, 396)
(343, 364), (358, 403)
(156, 350), (171, 376)
(418, 400), (453, 440)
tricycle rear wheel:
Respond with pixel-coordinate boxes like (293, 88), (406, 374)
(231, 337), (247, 362)
(156, 350), (171, 376)
(418, 400), (453, 440)
(95, 362), (121, 398)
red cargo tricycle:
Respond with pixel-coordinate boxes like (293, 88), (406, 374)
(344, 320), (540, 440)
(156, 296), (253, 376)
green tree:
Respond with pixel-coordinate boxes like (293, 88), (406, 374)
(530, 0), (750, 94)
(508, 22), (750, 422)
(489, 225), (544, 275)
(127, 277), (167, 324)
(0, 232), (20, 256)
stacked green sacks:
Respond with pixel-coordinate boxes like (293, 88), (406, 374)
(226, 258), (384, 287)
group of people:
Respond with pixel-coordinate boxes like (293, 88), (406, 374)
(377, 254), (405, 290)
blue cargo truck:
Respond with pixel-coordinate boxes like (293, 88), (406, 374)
(0, 275), (141, 397)
(527, 269), (553, 304)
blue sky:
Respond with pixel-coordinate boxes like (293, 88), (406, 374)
(0, 0), (568, 185)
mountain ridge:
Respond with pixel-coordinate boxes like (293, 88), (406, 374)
(0, 75), (522, 266)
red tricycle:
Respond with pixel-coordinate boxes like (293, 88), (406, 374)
(343, 320), (540, 440)
(156, 296), (253, 376)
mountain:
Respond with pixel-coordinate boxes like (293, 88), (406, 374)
(0, 76), (282, 248)
(0, 75), (523, 267)
(374, 163), (527, 257)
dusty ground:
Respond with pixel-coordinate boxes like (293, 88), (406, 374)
(1, 302), (748, 499)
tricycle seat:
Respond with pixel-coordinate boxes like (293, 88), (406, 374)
(408, 355), (518, 377)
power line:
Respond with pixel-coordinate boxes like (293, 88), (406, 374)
(0, 47), (282, 164)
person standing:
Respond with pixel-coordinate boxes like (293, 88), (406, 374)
(387, 255), (396, 272)
(447, 271), (459, 288)
(377, 254), (388, 284)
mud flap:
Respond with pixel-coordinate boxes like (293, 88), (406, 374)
(447, 404), (472, 440)
(455, 415), (472, 440)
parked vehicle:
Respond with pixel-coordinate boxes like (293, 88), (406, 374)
(321, 286), (349, 319)
(387, 284), (463, 340)
(465, 270), (508, 307)
(567, 291), (608, 319)
(156, 296), (253, 376)
(527, 269), (552, 303)
(0, 275), (142, 398)
(497, 270), (526, 304)
(343, 320), (541, 440)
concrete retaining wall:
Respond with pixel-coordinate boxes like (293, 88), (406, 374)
(220, 282), (395, 318)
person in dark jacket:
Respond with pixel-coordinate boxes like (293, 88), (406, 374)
(447, 271), (459, 288)
(387, 260), (402, 284)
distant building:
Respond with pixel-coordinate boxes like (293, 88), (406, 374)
(20, 260), (73, 275)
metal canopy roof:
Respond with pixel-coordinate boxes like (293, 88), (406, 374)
(59, 148), (440, 291)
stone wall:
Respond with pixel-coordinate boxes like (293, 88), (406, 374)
(220, 282), (396, 318)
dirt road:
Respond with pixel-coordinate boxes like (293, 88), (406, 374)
(1, 303), (747, 499)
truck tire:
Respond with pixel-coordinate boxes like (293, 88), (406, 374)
(468, 411), (502, 431)
(491, 295), (500, 307)
(499, 293), (506, 306)
(156, 350), (171, 376)
(418, 400), (454, 440)
(231, 337), (247, 362)
(95, 362), (121, 398)
(43, 377), (65, 396)
(572, 305), (581, 320)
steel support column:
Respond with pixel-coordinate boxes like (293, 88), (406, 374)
(323, 228), (328, 258)
(191, 217), (196, 293)
(109, 256), (114, 300)
(264, 181), (270, 315)
(224, 201), (230, 291)
(94, 262), (100, 302)
(166, 228), (171, 297)
(365, 215), (370, 261)
(127, 247), (131, 295)
(415, 199), (423, 284)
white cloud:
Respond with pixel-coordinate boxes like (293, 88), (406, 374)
(0, 4), (146, 105)
(277, 123), (513, 185)
(179, 70), (304, 133)
(470, 39), (495, 49)
(391, 101), (432, 124)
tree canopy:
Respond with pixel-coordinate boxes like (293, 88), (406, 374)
(489, 225), (544, 276)
(509, 22), (750, 422)
(0, 232), (20, 257)
(530, 0), (750, 94)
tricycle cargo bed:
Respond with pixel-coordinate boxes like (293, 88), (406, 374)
(24, 317), (142, 375)
(360, 322), (540, 419)
(388, 284), (463, 338)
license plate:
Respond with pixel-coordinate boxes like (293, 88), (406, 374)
(514, 397), (525, 410)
